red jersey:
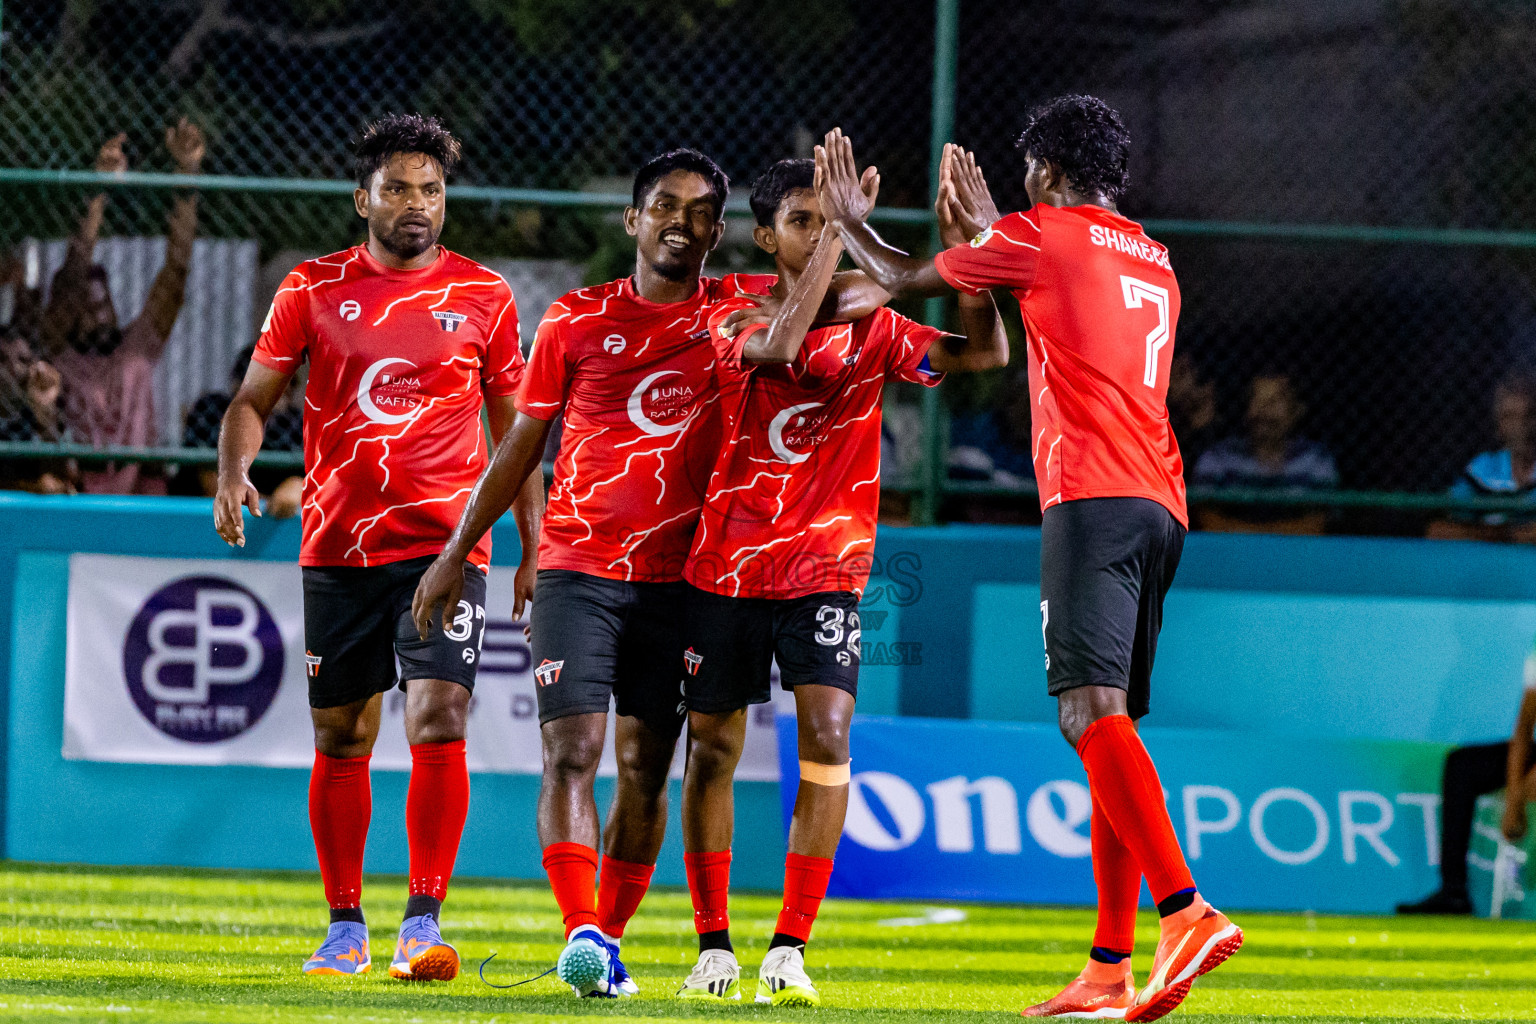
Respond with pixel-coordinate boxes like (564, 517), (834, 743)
(934, 205), (1187, 525)
(516, 273), (775, 582)
(684, 299), (945, 599)
(253, 245), (524, 568)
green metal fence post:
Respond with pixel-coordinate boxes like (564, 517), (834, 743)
(916, 0), (959, 526)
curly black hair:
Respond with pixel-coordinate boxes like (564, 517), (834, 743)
(632, 148), (730, 220)
(1016, 94), (1131, 201)
(353, 113), (462, 189)
(748, 158), (815, 227)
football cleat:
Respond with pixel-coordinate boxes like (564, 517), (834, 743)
(678, 948), (742, 1001)
(755, 945), (820, 1006)
(557, 925), (615, 997)
(1126, 904), (1243, 1022)
(600, 931), (639, 996)
(303, 920), (371, 975)
(1021, 963), (1134, 1018)
(388, 913), (460, 981)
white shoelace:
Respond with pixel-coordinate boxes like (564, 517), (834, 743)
(685, 948), (739, 985)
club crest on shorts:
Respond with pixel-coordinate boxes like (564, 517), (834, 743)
(432, 310), (468, 332)
(305, 650), (322, 678)
(534, 658), (564, 687)
(683, 647), (703, 675)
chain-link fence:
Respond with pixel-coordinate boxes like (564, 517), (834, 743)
(3, 0), (1536, 534)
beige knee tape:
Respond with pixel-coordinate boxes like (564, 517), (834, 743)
(799, 759), (851, 786)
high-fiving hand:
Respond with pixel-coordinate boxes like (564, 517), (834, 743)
(813, 128), (880, 225)
(943, 145), (1002, 241)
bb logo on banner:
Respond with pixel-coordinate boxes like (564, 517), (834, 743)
(121, 576), (284, 743)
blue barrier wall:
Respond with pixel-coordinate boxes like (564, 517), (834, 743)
(3, 494), (1531, 898)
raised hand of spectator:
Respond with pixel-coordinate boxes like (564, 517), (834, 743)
(25, 360), (61, 418)
(166, 117), (206, 174)
(96, 133), (129, 175)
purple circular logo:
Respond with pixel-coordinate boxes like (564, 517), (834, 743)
(122, 575), (284, 743)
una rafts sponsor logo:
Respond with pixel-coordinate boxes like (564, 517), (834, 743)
(356, 357), (422, 425)
(626, 370), (692, 436)
(122, 576), (284, 743)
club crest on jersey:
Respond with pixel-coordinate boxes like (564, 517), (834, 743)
(305, 650), (322, 678)
(432, 310), (468, 332)
(339, 299), (362, 321)
(534, 658), (565, 687)
(969, 226), (994, 248)
(684, 647), (703, 676)
(603, 334), (627, 354)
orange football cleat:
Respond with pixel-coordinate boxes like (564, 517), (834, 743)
(1022, 963), (1135, 1019)
(1125, 904), (1242, 1022)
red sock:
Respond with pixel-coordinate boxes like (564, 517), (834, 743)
(596, 855), (654, 938)
(309, 750), (371, 909)
(775, 852), (833, 943)
(1091, 800), (1141, 954)
(406, 739), (469, 902)
(542, 842), (600, 936)
(1076, 716), (1195, 904)
(684, 850), (732, 934)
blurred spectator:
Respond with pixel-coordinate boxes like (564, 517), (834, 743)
(39, 120), (205, 495)
(1397, 631), (1536, 915)
(175, 343), (303, 516)
(1427, 370), (1536, 543)
(1192, 372), (1338, 535)
(1166, 353), (1217, 475)
(0, 328), (74, 493)
(947, 366), (1032, 488)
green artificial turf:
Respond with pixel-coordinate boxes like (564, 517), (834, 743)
(1, 861), (1533, 1022)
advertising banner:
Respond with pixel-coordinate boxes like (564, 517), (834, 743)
(63, 554), (784, 778)
(777, 714), (1448, 913)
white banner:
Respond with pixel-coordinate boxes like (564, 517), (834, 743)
(63, 554), (785, 780)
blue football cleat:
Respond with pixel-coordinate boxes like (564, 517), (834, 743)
(389, 913), (460, 981)
(600, 931), (639, 996)
(558, 925), (614, 997)
(303, 921), (371, 975)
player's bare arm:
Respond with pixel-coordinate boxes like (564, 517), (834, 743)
(1504, 688), (1536, 840)
(816, 128), (952, 300)
(742, 232), (846, 365)
(412, 411), (552, 638)
(214, 359), (293, 547)
(484, 392), (545, 619)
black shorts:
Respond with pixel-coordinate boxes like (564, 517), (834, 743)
(1039, 496), (1185, 720)
(680, 586), (861, 713)
(301, 555), (488, 709)
(527, 570), (690, 740)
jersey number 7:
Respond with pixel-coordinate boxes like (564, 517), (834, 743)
(1120, 275), (1171, 388)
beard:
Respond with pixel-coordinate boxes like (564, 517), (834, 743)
(70, 324), (124, 356)
(375, 219), (441, 261)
